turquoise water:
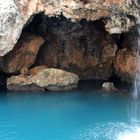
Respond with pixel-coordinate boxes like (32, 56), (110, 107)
(0, 90), (140, 140)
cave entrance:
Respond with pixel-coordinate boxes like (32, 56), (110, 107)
(0, 12), (133, 91)
(23, 12), (110, 80)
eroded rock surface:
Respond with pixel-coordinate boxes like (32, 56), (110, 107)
(0, 0), (39, 56)
(33, 17), (117, 80)
(114, 29), (138, 82)
(115, 48), (137, 82)
(0, 0), (140, 90)
(0, 32), (44, 74)
(7, 67), (79, 91)
(1, 12), (138, 86)
(0, 0), (140, 56)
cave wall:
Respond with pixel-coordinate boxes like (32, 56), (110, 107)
(31, 14), (117, 80)
(0, 13), (138, 84)
(0, 0), (140, 90)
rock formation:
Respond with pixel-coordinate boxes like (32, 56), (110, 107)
(33, 16), (117, 80)
(0, 32), (45, 74)
(0, 0), (139, 56)
(114, 29), (138, 82)
(0, 0), (140, 91)
(0, 0), (39, 56)
(7, 67), (79, 91)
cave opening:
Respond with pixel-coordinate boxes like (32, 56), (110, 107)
(78, 79), (103, 90)
(23, 12), (109, 73)
(108, 74), (132, 90)
(0, 12), (134, 91)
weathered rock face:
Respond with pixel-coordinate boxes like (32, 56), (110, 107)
(115, 48), (137, 82)
(114, 29), (138, 82)
(33, 17), (117, 80)
(0, 0), (39, 56)
(7, 67), (79, 91)
(0, 14), (118, 85)
(0, 0), (140, 91)
(0, 12), (138, 85)
(0, 32), (44, 74)
(0, 0), (139, 56)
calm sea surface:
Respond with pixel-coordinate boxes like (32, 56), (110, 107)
(0, 90), (140, 140)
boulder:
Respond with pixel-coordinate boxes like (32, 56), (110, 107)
(7, 67), (79, 91)
(102, 82), (117, 91)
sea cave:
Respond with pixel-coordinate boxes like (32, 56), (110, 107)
(0, 0), (140, 140)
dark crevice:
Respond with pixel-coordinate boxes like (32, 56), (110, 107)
(108, 74), (132, 90)
(111, 34), (122, 49)
(78, 80), (103, 90)
(24, 12), (107, 39)
(110, 27), (138, 90)
(115, 27), (137, 50)
(0, 72), (12, 92)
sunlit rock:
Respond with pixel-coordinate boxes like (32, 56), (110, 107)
(0, 0), (39, 56)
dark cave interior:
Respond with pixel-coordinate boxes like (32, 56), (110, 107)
(0, 12), (134, 92)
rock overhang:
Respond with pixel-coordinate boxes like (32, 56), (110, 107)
(0, 0), (140, 56)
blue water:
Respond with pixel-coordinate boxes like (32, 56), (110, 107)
(0, 90), (140, 140)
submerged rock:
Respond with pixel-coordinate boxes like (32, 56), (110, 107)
(7, 67), (79, 91)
